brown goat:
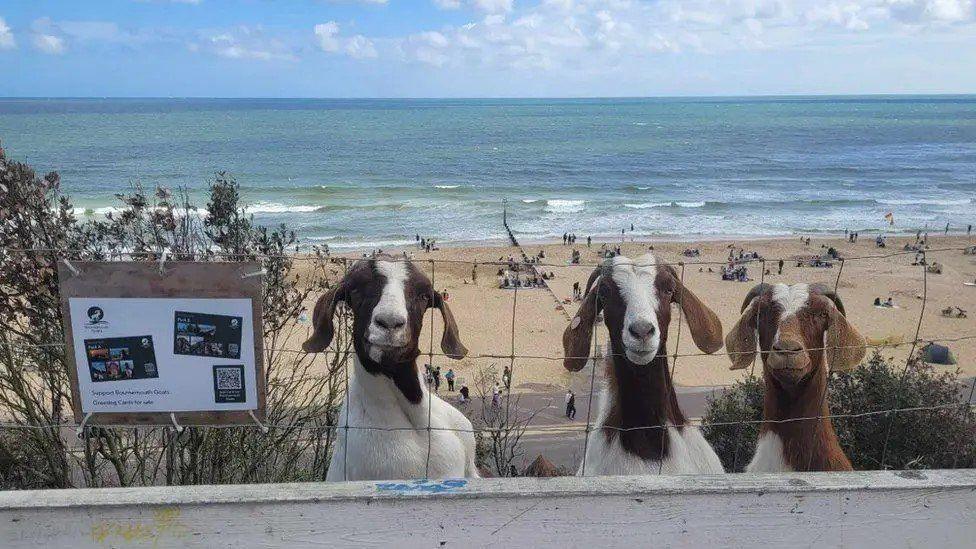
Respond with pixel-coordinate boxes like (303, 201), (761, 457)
(726, 283), (866, 472)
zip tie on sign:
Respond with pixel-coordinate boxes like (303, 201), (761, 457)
(170, 412), (184, 433)
(62, 258), (80, 276)
(75, 412), (93, 437)
(242, 268), (266, 279)
(248, 409), (270, 433)
(158, 249), (169, 275)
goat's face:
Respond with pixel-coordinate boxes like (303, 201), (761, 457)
(302, 257), (467, 377)
(726, 283), (866, 388)
(563, 254), (724, 370)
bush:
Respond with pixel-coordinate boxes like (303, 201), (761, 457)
(702, 352), (976, 472)
(0, 145), (351, 488)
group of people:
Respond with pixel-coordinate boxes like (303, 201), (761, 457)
(562, 233), (580, 245)
(498, 268), (550, 289)
(415, 234), (438, 253)
(721, 263), (751, 282)
(424, 364), (458, 393)
(874, 296), (896, 308)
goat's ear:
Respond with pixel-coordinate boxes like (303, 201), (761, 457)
(670, 272), (723, 354)
(302, 286), (342, 353)
(563, 278), (601, 372)
(726, 297), (758, 370)
(825, 302), (865, 373)
(433, 293), (468, 359)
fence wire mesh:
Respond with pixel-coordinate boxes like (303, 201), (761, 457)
(2, 239), (975, 479)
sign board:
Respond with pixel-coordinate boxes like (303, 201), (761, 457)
(58, 261), (265, 425)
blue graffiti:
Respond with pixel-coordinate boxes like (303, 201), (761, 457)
(375, 478), (468, 494)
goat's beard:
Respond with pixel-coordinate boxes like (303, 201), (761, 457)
(358, 338), (420, 374)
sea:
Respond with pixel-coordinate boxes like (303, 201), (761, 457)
(1, 96), (974, 249)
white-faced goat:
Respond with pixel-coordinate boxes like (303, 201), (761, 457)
(302, 256), (478, 481)
(726, 283), (867, 472)
(562, 254), (726, 476)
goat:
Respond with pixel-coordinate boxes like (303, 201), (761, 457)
(302, 256), (478, 481)
(726, 283), (866, 472)
(562, 254), (726, 476)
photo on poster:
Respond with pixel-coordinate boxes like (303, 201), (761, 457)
(174, 311), (243, 359)
(213, 365), (246, 403)
(85, 336), (158, 382)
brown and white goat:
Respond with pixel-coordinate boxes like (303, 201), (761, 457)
(563, 254), (726, 475)
(303, 256), (478, 481)
(726, 283), (867, 472)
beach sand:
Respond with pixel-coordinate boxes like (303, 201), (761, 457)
(292, 234), (976, 393)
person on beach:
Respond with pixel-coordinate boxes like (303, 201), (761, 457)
(492, 383), (501, 407)
(565, 390), (576, 419)
(445, 368), (456, 392)
(502, 365), (512, 389)
(946, 223), (950, 235)
(587, 235), (591, 247)
(778, 259), (784, 275)
(433, 366), (441, 392)
(459, 384), (470, 404)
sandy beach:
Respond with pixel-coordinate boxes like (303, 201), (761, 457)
(293, 233), (976, 394)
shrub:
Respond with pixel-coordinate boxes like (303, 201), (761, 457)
(702, 352), (976, 472)
(0, 145), (351, 488)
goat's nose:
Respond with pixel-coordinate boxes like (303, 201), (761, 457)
(374, 313), (406, 331)
(773, 339), (803, 353)
(628, 320), (656, 340)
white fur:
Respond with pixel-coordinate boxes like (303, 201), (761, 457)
(610, 254), (661, 365)
(745, 432), (793, 473)
(327, 355), (478, 481)
(367, 261), (410, 350)
(578, 365), (725, 476)
(770, 283), (810, 345)
(771, 283), (809, 316)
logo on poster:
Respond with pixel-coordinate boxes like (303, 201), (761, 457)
(87, 306), (105, 324)
(85, 306), (108, 333)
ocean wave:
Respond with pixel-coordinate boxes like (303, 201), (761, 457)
(623, 201), (705, 209)
(544, 199), (585, 213)
(876, 198), (972, 206)
(521, 199), (539, 203)
(246, 202), (320, 214)
(433, 185), (460, 189)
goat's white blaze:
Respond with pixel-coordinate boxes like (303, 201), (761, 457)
(770, 283), (809, 345)
(611, 254), (660, 365)
(367, 260), (410, 350)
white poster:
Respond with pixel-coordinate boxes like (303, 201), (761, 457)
(68, 297), (257, 413)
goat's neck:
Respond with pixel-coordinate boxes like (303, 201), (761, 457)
(602, 349), (686, 461)
(762, 364), (850, 471)
(346, 354), (430, 427)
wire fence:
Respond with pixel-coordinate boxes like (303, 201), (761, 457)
(2, 236), (976, 480)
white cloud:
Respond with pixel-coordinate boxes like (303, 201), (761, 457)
(399, 0), (976, 74)
(0, 17), (15, 50)
(433, 0), (463, 9)
(345, 34), (378, 58)
(32, 33), (66, 54)
(314, 21), (341, 52)
(474, 0), (514, 13)
(197, 26), (297, 61)
(434, 0), (513, 13)
(314, 21), (380, 59)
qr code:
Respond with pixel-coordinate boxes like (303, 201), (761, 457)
(215, 367), (242, 390)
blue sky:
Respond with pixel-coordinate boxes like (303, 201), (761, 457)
(1, 0), (975, 97)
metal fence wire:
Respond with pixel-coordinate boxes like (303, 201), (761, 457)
(1, 240), (975, 478)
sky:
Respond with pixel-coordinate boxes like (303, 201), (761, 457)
(1, 0), (975, 97)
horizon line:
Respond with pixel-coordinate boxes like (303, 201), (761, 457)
(2, 93), (976, 101)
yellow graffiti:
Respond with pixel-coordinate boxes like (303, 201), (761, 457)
(91, 507), (187, 546)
